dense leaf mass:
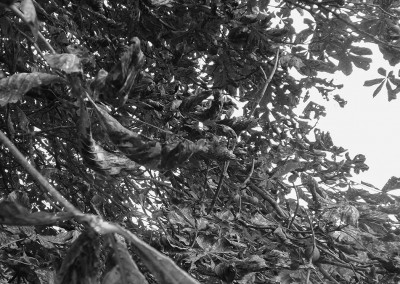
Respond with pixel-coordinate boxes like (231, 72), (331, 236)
(1, 0), (400, 283)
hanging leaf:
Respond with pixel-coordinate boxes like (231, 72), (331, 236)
(0, 72), (61, 106)
(363, 78), (384, 87)
(85, 94), (208, 170)
(79, 98), (139, 176)
(44, 53), (82, 73)
(21, 0), (39, 40)
(103, 37), (145, 107)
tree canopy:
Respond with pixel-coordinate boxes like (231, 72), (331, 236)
(1, 0), (400, 283)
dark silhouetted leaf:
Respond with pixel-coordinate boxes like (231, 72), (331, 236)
(378, 67), (387, 76)
(363, 78), (384, 87)
(372, 80), (385, 97)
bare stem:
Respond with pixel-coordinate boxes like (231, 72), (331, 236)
(0, 130), (81, 215)
(248, 49), (280, 118)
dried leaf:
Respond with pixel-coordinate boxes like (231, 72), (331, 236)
(44, 53), (82, 73)
(0, 73), (60, 106)
(79, 99), (139, 176)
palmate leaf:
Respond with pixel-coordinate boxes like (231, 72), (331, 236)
(0, 72), (60, 106)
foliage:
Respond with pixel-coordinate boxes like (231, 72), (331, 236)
(1, 0), (400, 283)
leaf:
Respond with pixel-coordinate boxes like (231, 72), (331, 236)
(120, 229), (201, 284)
(372, 80), (385, 97)
(102, 266), (121, 284)
(350, 55), (371, 71)
(79, 99), (139, 176)
(21, 0), (39, 40)
(56, 232), (101, 284)
(44, 53), (82, 73)
(112, 237), (148, 284)
(349, 46), (372, 56)
(0, 72), (60, 106)
(363, 78), (384, 87)
(85, 95), (208, 170)
(338, 54), (353, 75)
(378, 67), (387, 76)
(386, 80), (397, 101)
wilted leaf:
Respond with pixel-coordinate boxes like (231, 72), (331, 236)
(21, 0), (39, 40)
(0, 73), (60, 106)
(44, 53), (82, 73)
(79, 99), (139, 176)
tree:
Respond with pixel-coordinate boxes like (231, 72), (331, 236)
(1, 0), (400, 283)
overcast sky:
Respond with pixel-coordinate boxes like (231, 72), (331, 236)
(305, 47), (400, 189)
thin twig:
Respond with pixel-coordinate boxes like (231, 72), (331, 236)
(305, 210), (316, 284)
(207, 141), (236, 214)
(241, 158), (255, 188)
(287, 183), (300, 229)
(248, 49), (280, 118)
(0, 130), (81, 215)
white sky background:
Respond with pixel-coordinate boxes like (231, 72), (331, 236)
(288, 11), (400, 189)
(297, 44), (400, 189)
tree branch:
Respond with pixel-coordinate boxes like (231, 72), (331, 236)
(248, 49), (280, 118)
